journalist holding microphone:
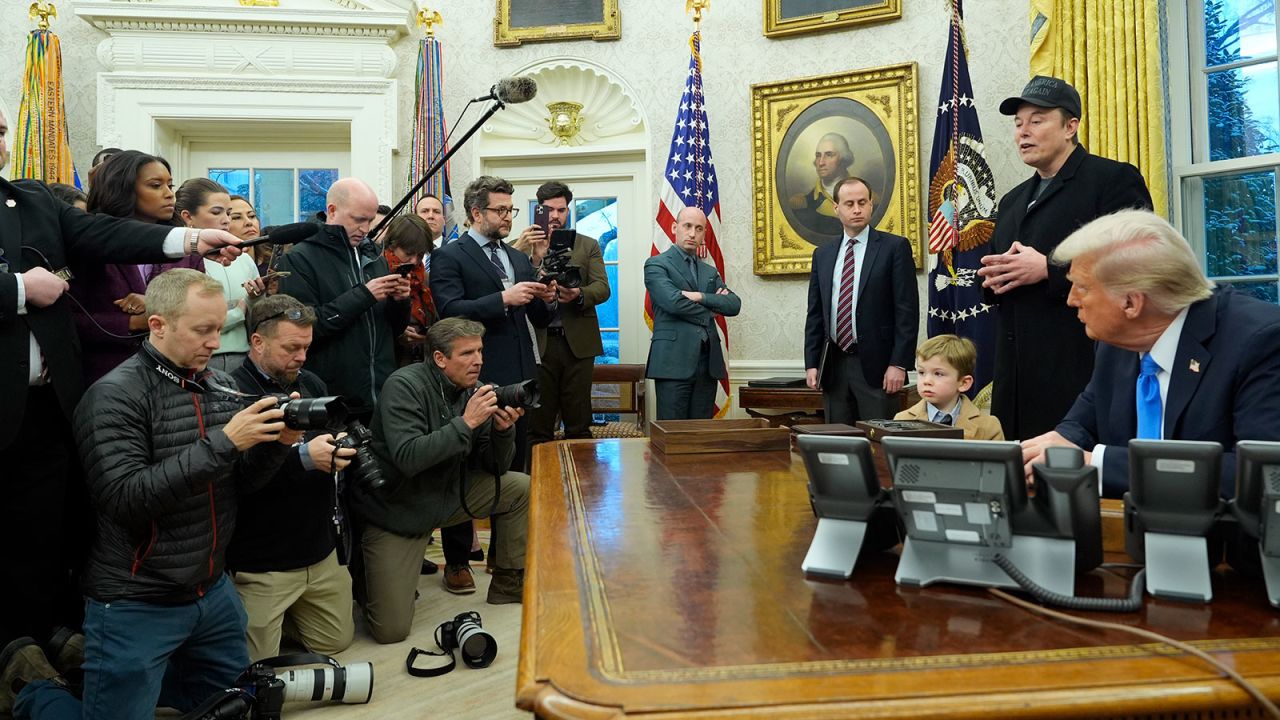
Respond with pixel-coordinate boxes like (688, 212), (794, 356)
(350, 317), (530, 645)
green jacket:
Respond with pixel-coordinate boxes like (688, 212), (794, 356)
(352, 361), (515, 536)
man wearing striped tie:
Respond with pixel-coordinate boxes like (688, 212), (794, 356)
(804, 177), (918, 424)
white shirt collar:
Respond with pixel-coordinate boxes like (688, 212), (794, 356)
(1144, 306), (1190, 374)
(841, 225), (871, 245)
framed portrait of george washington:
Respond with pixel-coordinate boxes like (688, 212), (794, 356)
(763, 0), (901, 38)
(751, 62), (922, 275)
(495, 0), (620, 47)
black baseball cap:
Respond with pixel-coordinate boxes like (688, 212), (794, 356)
(999, 75), (1082, 118)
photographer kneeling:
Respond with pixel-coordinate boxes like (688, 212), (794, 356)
(225, 294), (358, 662)
(2, 269), (292, 720)
(351, 318), (529, 644)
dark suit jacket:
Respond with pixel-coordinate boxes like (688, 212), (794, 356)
(1056, 288), (1280, 498)
(643, 246), (740, 380)
(0, 178), (173, 447)
(533, 232), (609, 360)
(803, 228), (918, 386)
(988, 145), (1152, 440)
(430, 231), (552, 386)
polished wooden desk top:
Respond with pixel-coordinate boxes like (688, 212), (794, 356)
(517, 440), (1280, 719)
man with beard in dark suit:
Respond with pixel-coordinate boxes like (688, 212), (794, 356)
(0, 108), (247, 708)
(977, 75), (1152, 440)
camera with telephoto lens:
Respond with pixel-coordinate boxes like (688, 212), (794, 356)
(258, 393), (349, 431)
(439, 611), (497, 668)
(476, 379), (541, 411)
(179, 655), (373, 720)
(334, 420), (385, 490)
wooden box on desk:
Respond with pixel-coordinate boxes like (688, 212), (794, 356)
(649, 419), (790, 455)
(855, 419), (963, 486)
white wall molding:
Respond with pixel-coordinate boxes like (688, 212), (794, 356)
(75, 0), (409, 39)
(79, 0), (405, 197)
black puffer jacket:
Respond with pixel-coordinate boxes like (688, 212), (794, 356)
(73, 343), (288, 604)
(277, 225), (410, 413)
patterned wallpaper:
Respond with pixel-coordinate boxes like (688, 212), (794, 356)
(0, 0), (1032, 369)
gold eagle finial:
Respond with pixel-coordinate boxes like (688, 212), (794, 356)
(686, 0), (709, 24)
(29, 2), (57, 30)
(417, 8), (443, 36)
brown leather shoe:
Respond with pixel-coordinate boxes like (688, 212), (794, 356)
(0, 637), (65, 715)
(487, 568), (525, 605)
(442, 563), (476, 594)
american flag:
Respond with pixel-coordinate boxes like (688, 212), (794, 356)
(647, 30), (730, 417)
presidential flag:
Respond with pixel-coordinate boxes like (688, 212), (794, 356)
(647, 31), (730, 417)
(926, 0), (998, 398)
(14, 27), (79, 186)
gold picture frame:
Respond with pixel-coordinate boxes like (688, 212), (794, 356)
(494, 0), (620, 48)
(763, 0), (901, 38)
(751, 62), (921, 275)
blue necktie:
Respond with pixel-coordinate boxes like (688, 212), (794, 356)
(1136, 354), (1162, 439)
(934, 412), (953, 426)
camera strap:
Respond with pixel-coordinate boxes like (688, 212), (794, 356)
(405, 646), (455, 678)
(140, 343), (212, 394)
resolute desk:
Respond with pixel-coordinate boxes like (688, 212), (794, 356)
(517, 439), (1280, 719)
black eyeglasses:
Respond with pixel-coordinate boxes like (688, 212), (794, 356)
(252, 307), (305, 334)
(484, 206), (519, 218)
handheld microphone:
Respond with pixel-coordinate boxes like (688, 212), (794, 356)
(471, 77), (537, 105)
(203, 222), (319, 257)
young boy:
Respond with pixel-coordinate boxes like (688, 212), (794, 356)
(894, 334), (1004, 440)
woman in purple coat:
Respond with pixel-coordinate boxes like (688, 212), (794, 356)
(70, 151), (203, 385)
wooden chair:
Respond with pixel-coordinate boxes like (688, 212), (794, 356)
(588, 363), (647, 438)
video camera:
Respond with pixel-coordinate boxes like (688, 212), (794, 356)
(537, 229), (582, 289)
(180, 653), (373, 720)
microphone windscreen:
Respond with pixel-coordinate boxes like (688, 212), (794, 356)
(265, 222), (320, 245)
(496, 76), (537, 104)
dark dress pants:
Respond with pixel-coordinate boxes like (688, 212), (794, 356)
(529, 332), (595, 444)
(822, 344), (897, 425)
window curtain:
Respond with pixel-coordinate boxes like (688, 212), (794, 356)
(1029, 0), (1169, 215)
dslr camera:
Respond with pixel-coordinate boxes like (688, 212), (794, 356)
(181, 654), (373, 720)
(472, 379), (541, 411)
(406, 611), (497, 677)
(214, 385), (386, 490)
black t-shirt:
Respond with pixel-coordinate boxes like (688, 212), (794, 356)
(225, 359), (338, 573)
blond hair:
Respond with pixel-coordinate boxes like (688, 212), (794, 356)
(145, 268), (224, 321)
(916, 334), (976, 378)
(1052, 210), (1213, 315)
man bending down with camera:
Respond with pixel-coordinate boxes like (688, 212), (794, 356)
(350, 317), (530, 644)
(225, 294), (358, 662)
(3, 269), (292, 720)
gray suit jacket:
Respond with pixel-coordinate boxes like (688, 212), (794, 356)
(643, 246), (741, 380)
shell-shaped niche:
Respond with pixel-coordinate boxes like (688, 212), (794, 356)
(482, 59), (643, 147)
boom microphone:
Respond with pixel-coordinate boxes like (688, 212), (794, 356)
(471, 77), (537, 105)
(203, 222), (319, 257)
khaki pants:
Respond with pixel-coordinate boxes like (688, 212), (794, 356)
(232, 549), (355, 661)
(361, 469), (529, 645)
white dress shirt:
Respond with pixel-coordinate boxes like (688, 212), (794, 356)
(828, 225), (870, 344)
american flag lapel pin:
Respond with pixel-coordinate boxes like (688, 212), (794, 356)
(1189, 359), (1201, 373)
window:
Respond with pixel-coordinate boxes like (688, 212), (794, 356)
(1174, 1), (1279, 301)
(208, 167), (339, 228)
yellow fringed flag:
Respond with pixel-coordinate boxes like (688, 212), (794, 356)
(15, 28), (80, 186)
